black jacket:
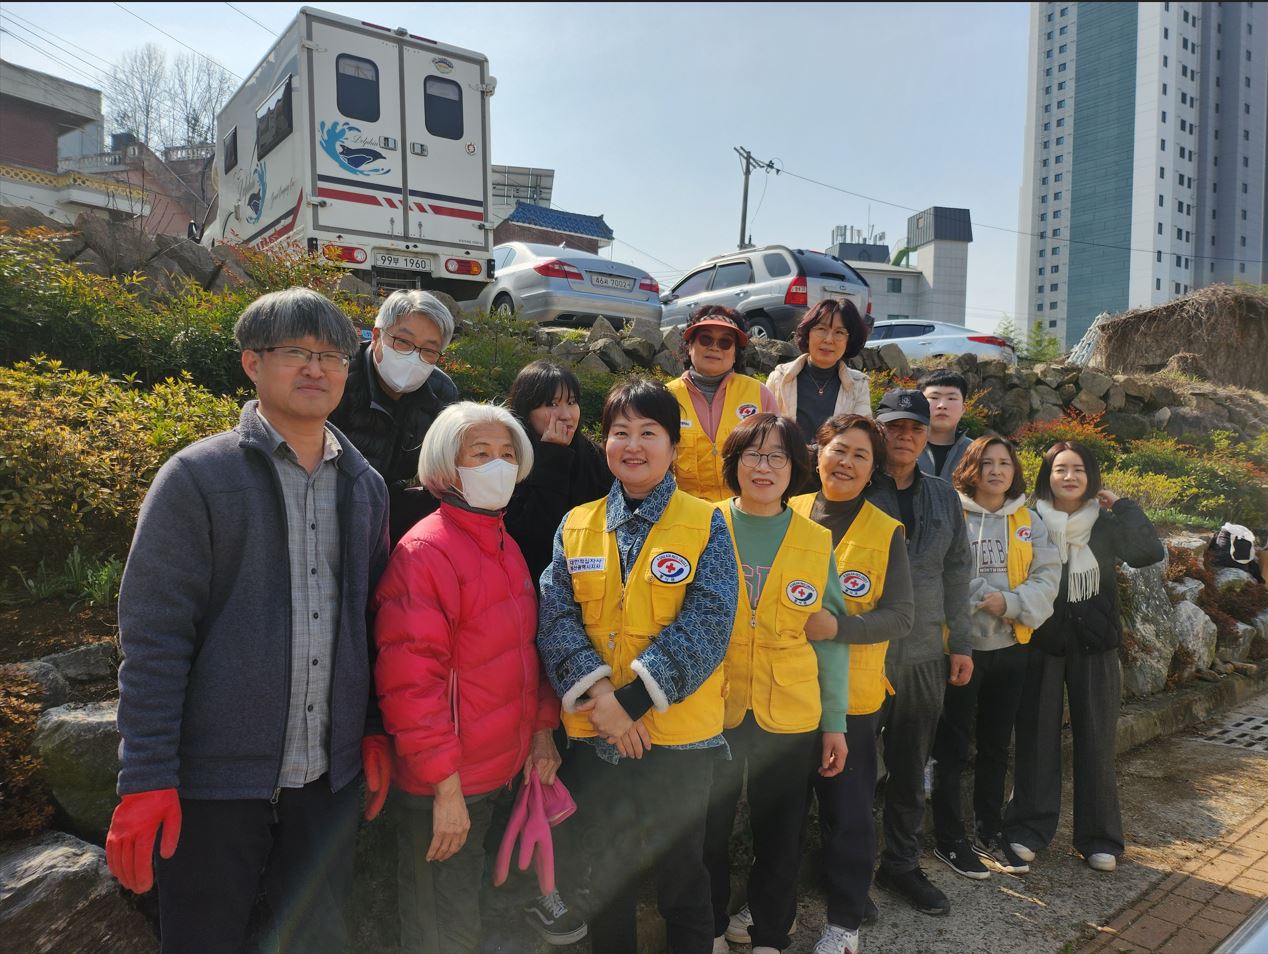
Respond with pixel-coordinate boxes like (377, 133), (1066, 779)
(504, 431), (613, 591)
(329, 341), (459, 543)
(1033, 499), (1165, 657)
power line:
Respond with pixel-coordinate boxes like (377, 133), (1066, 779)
(112, 2), (240, 80)
(223, 2), (278, 37)
(610, 237), (681, 273)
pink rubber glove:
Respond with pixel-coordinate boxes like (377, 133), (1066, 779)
(518, 772), (556, 896)
(493, 778), (532, 887)
(105, 789), (182, 894)
(362, 735), (392, 821)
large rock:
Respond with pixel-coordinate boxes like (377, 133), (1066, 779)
(587, 317), (620, 344)
(1165, 407), (1220, 439)
(1070, 390), (1107, 416)
(977, 359), (1009, 380)
(1102, 412), (1151, 441)
(1213, 566), (1255, 593)
(0, 205), (64, 232)
(1165, 534), (1208, 561)
(9, 662), (70, 711)
(335, 271), (376, 306)
(1104, 384), (1126, 412)
(1078, 369), (1114, 398)
(652, 349), (685, 377)
(1172, 601), (1218, 675)
(876, 344), (911, 378)
(995, 387), (1033, 435)
(40, 641), (116, 684)
(0, 832), (156, 953)
(74, 212), (156, 275)
(550, 338), (589, 363)
(153, 234), (218, 287)
(1119, 561), (1179, 698)
(661, 326), (684, 356)
(590, 337), (634, 373)
(1165, 577), (1204, 605)
(576, 353), (612, 375)
(1036, 364), (1065, 389)
(1256, 609), (1268, 651)
(73, 247), (110, 277)
(1220, 622), (1258, 664)
(619, 336), (657, 368)
(208, 244), (251, 290)
(32, 702), (121, 841)
(627, 317), (664, 350)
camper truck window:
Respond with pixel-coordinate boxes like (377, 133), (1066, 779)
(256, 77), (294, 160)
(337, 54), (380, 122)
(223, 127), (238, 174)
(424, 76), (463, 140)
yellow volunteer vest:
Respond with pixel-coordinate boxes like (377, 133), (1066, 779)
(667, 374), (765, 501)
(790, 493), (901, 715)
(1006, 509), (1036, 645)
(718, 503), (833, 733)
(561, 490), (726, 745)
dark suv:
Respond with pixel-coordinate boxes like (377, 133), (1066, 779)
(660, 245), (872, 339)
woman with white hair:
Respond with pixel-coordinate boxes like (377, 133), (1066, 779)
(373, 401), (564, 954)
(329, 288), (460, 543)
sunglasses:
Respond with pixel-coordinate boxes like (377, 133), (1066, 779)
(693, 333), (736, 350)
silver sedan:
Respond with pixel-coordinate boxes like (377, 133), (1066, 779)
(474, 242), (662, 327)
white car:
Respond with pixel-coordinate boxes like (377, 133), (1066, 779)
(867, 319), (1017, 364)
(474, 242), (662, 327)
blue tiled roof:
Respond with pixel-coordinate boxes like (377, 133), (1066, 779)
(505, 200), (613, 240)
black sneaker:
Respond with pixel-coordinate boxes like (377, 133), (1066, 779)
(874, 866), (951, 916)
(522, 890), (588, 946)
(934, 840), (991, 881)
(973, 831), (1031, 874)
(862, 895), (879, 926)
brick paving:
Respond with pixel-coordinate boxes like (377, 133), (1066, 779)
(1082, 800), (1268, 954)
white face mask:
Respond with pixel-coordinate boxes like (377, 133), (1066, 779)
(456, 458), (519, 511)
(374, 339), (435, 394)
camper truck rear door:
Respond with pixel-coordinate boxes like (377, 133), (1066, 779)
(401, 46), (489, 249)
(308, 17), (408, 242)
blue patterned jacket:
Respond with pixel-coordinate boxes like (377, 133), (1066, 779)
(536, 473), (738, 760)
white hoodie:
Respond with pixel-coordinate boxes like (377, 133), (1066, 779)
(959, 492), (1061, 652)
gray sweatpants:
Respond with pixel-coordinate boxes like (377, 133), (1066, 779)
(877, 656), (949, 873)
(1004, 645), (1125, 858)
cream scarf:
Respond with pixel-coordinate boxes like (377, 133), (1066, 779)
(1037, 498), (1102, 603)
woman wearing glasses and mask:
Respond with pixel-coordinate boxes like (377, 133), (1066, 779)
(766, 300), (873, 451)
(330, 289), (460, 543)
(667, 306), (779, 502)
(704, 413), (849, 954)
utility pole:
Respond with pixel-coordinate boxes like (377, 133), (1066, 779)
(734, 147), (777, 250)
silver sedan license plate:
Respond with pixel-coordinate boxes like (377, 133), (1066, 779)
(591, 272), (634, 291)
(374, 251), (431, 271)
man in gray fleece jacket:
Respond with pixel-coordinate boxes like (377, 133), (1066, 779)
(107, 289), (391, 954)
(865, 389), (973, 917)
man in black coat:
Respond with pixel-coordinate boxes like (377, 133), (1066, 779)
(329, 289), (459, 543)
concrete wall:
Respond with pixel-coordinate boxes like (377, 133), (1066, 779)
(913, 240), (969, 326)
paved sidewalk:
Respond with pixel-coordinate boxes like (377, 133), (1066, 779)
(1081, 794), (1268, 953)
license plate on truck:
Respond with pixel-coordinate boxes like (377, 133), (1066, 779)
(374, 251), (431, 271)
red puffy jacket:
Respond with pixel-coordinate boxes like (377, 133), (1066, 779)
(374, 501), (559, 797)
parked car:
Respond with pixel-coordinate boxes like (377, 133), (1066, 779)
(659, 245), (871, 340)
(473, 242), (662, 327)
(867, 319), (1017, 363)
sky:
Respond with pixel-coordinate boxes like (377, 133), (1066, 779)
(0, 1), (1032, 331)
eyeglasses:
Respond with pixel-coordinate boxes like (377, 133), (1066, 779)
(693, 333), (736, 351)
(740, 449), (790, 470)
(258, 346), (351, 372)
(386, 332), (443, 365)
(810, 325), (849, 341)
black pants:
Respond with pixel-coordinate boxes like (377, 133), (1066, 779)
(394, 789), (498, 954)
(877, 656), (949, 873)
(559, 741), (716, 954)
(813, 709), (880, 932)
(704, 714), (817, 950)
(930, 641), (1029, 847)
(155, 776), (360, 954)
(1005, 644), (1125, 858)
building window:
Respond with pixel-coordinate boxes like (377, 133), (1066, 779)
(1049, 301), (1058, 309)
(1176, 254), (1183, 266)
(1054, 173), (1063, 182)
(1162, 110), (1167, 123)
(1175, 282), (1182, 294)
(1164, 27), (1169, 39)
(1182, 37), (1189, 50)
(1056, 136), (1065, 145)
(1041, 176), (1049, 185)
(1160, 165), (1166, 179)
(1038, 267), (1045, 275)
(1182, 64), (1188, 77)
(1058, 62), (1067, 72)
(1163, 55), (1169, 67)
(1047, 48), (1054, 58)
(1053, 228), (1061, 237)
(1050, 283), (1059, 292)
(1037, 303), (1045, 312)
(1044, 121), (1051, 131)
(1042, 193), (1049, 202)
(1060, 5), (1067, 15)
(1051, 265), (1059, 274)
(1060, 24), (1067, 35)
(1058, 80), (1067, 90)
(1177, 227), (1184, 239)
(1049, 320), (1058, 329)
(1037, 284), (1045, 294)
(1044, 104), (1052, 113)
(1242, 236), (1248, 247)
(1057, 117), (1066, 127)
(1158, 222), (1164, 235)
(1059, 43), (1067, 53)
(1054, 191), (1063, 200)
(1156, 250), (1163, 263)
(1179, 90), (1186, 103)
(1042, 158), (1049, 167)
(1047, 30), (1054, 40)
(1161, 138), (1166, 151)
(1156, 278), (1162, 290)
(1040, 230), (1047, 239)
(1055, 154), (1064, 164)
(1043, 140), (1050, 150)
(1053, 210), (1062, 220)
(887, 277), (902, 294)
(1159, 194), (1165, 207)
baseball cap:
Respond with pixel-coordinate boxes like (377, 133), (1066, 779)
(875, 389), (931, 425)
(684, 314), (749, 348)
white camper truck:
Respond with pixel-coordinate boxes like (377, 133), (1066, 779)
(210, 7), (495, 297)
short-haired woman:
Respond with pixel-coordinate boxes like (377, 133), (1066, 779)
(928, 437), (1060, 882)
(791, 415), (914, 954)
(537, 378), (740, 954)
(766, 300), (872, 449)
(703, 413), (850, 954)
(668, 306), (779, 501)
(1004, 441), (1164, 874)
(505, 360), (613, 588)
(373, 402), (563, 954)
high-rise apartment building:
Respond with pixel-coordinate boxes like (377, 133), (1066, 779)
(1014, 2), (1266, 349)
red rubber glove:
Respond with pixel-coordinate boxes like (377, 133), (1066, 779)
(105, 789), (181, 894)
(362, 735), (392, 821)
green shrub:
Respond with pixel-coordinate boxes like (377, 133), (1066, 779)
(1012, 410), (1118, 463)
(1115, 435), (1268, 526)
(1102, 467), (1198, 513)
(0, 359), (241, 571)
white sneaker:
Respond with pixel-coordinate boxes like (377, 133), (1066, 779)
(712, 936), (731, 954)
(1087, 852), (1117, 872)
(814, 923), (860, 954)
(1009, 842), (1036, 863)
(725, 904), (799, 943)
